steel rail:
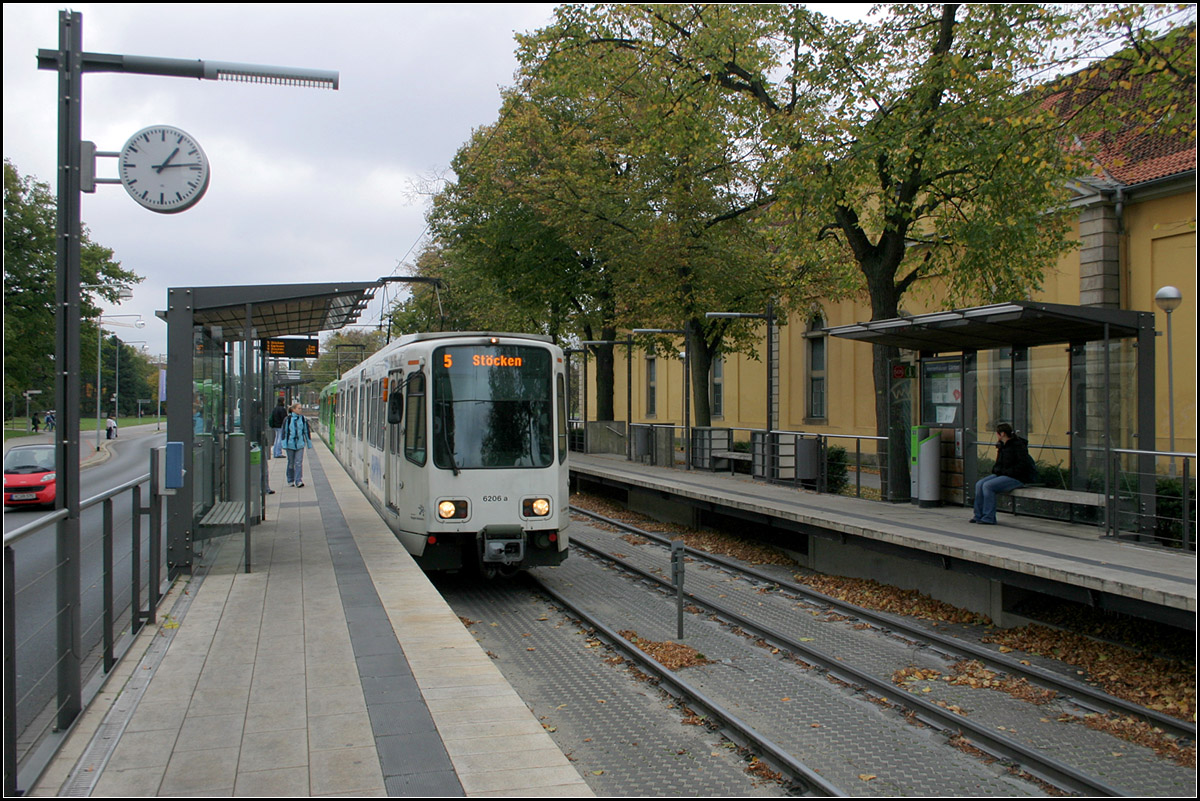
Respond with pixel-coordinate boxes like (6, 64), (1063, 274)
(525, 572), (847, 797)
(572, 505), (1195, 742)
(568, 511), (1135, 796)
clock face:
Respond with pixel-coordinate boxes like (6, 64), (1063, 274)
(118, 126), (211, 214)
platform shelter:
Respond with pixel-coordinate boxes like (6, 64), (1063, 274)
(160, 281), (381, 573)
(826, 301), (1159, 535)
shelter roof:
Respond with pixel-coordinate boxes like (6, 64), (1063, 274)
(158, 281), (380, 339)
(824, 301), (1152, 353)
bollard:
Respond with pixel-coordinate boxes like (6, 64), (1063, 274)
(671, 540), (686, 640)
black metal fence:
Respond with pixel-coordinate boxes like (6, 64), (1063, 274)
(4, 472), (169, 796)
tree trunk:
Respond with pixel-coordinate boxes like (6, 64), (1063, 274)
(687, 318), (715, 427)
(592, 326), (618, 421)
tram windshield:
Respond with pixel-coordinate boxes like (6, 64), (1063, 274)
(432, 344), (554, 469)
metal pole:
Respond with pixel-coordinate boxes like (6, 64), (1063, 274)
(1166, 307), (1176, 477)
(683, 332), (690, 470)
(102, 498), (114, 671)
(766, 300), (775, 480)
(626, 335), (633, 462)
(53, 8), (84, 733)
(4, 545), (18, 796)
(244, 304), (253, 572)
(97, 328), (103, 451)
(583, 349), (589, 455)
(114, 339), (120, 421)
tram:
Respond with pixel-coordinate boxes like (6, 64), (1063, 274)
(327, 331), (570, 574)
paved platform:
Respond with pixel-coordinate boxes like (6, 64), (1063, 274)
(30, 441), (591, 797)
(571, 453), (1196, 628)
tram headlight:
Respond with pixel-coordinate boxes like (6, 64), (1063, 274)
(438, 500), (468, 519)
(523, 497), (551, 517)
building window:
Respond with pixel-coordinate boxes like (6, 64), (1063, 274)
(710, 355), (724, 418)
(646, 356), (657, 418)
(806, 315), (827, 421)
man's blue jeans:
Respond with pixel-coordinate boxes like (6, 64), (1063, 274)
(973, 474), (1024, 523)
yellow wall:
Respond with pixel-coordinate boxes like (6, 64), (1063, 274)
(587, 184), (1196, 457)
(1124, 192), (1196, 454)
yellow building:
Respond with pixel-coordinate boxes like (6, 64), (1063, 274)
(585, 104), (1196, 477)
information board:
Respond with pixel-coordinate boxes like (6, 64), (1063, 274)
(262, 338), (318, 359)
(920, 357), (962, 427)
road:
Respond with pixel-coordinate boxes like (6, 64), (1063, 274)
(4, 423), (166, 753)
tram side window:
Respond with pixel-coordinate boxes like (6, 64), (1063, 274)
(404, 372), (426, 465)
(557, 373), (567, 463)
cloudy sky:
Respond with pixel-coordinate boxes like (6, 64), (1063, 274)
(3, 3), (871, 357)
(3, 3), (567, 356)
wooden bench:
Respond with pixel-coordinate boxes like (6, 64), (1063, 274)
(712, 450), (753, 474)
(1005, 485), (1106, 525)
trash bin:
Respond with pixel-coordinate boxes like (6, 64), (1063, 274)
(917, 433), (941, 508)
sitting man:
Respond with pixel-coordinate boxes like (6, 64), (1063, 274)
(971, 423), (1038, 525)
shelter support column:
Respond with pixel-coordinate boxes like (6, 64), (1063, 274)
(165, 288), (195, 573)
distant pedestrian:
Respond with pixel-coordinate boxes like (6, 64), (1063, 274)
(31, 412), (41, 433)
(106, 413), (118, 440)
(279, 402), (313, 488)
(269, 397), (287, 459)
(44, 411), (55, 431)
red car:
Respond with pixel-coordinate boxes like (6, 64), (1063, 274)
(4, 444), (57, 508)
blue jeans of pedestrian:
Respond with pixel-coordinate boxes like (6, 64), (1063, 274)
(973, 474), (1024, 523)
(271, 428), (283, 458)
(286, 447), (306, 486)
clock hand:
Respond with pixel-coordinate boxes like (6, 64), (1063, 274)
(153, 147), (180, 173)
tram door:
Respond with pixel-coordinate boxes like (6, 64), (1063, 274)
(385, 370), (404, 512)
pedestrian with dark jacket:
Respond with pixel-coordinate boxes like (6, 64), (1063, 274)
(971, 423), (1038, 525)
(269, 397), (287, 459)
(279, 402), (313, 488)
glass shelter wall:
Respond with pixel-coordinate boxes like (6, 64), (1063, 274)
(970, 339), (1140, 510)
(192, 326), (223, 524)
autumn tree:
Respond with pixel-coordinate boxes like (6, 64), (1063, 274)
(506, 7), (798, 426)
(534, 3), (1192, 480)
(4, 160), (141, 418)
(300, 328), (388, 389)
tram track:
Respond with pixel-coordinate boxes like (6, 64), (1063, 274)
(570, 505), (1196, 743)
(562, 504), (1196, 797)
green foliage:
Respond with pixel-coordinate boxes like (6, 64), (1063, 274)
(302, 328), (387, 387)
(1154, 476), (1197, 547)
(825, 445), (850, 495)
(4, 160), (141, 416)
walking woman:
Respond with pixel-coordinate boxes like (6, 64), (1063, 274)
(279, 402), (313, 488)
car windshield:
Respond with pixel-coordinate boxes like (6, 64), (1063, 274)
(4, 447), (55, 473)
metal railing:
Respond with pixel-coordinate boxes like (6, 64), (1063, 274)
(631, 423), (687, 467)
(3, 472), (169, 796)
(1108, 449), (1195, 551)
(688, 426), (886, 499)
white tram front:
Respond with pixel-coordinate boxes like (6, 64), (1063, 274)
(334, 332), (570, 573)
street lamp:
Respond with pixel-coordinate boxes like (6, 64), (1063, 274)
(114, 339), (148, 426)
(633, 329), (690, 469)
(94, 314), (143, 451)
(1155, 286), (1183, 476)
(707, 301), (776, 478)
